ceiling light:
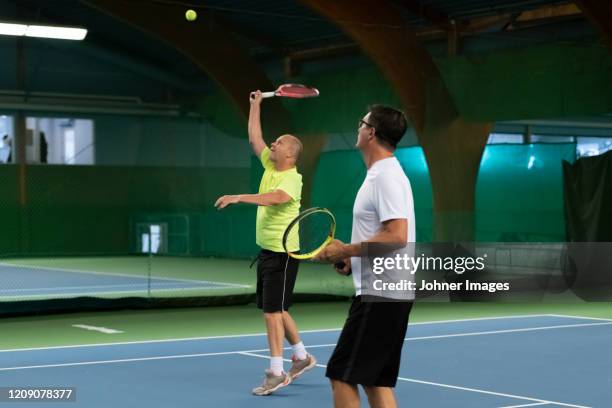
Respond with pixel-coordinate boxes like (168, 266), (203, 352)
(26, 25), (87, 40)
(0, 22), (87, 40)
(0, 22), (27, 36)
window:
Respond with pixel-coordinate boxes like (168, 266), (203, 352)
(25, 117), (94, 165)
(487, 133), (523, 144)
(64, 128), (75, 164)
(138, 224), (168, 254)
(0, 115), (13, 164)
(531, 135), (575, 143)
(577, 137), (612, 158)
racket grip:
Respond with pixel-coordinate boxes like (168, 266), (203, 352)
(261, 91), (275, 98)
(334, 261), (346, 270)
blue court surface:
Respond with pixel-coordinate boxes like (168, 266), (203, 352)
(1, 314), (610, 407)
(0, 263), (248, 299)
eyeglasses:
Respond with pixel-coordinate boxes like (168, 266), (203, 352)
(358, 119), (374, 129)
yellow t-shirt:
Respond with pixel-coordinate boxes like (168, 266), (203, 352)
(256, 147), (302, 252)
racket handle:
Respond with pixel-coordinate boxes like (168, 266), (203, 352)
(334, 261), (346, 270)
(261, 91), (275, 98)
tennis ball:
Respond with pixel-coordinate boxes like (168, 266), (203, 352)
(185, 9), (197, 21)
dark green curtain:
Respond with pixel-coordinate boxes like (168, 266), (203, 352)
(563, 150), (612, 242)
(563, 151), (612, 301)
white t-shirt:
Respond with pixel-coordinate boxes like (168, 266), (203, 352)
(350, 156), (416, 299)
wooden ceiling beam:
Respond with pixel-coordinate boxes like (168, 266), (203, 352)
(575, 0), (612, 51)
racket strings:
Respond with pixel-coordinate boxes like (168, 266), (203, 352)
(277, 84), (319, 98)
(293, 211), (334, 255)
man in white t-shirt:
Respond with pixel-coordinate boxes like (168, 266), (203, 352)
(317, 105), (415, 408)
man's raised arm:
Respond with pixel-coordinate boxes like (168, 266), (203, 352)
(248, 90), (267, 157)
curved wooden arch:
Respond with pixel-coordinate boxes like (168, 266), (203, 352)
(576, 0), (612, 52)
(83, 0), (291, 135)
(301, 0), (492, 241)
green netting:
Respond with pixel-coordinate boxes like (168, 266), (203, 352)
(199, 44), (612, 134)
(286, 67), (402, 134)
(200, 207), (258, 258)
(310, 150), (366, 242)
(310, 143), (575, 244)
(0, 165), (19, 254)
(476, 143), (576, 242)
(310, 147), (435, 242)
(0, 142), (577, 315)
(435, 44), (612, 121)
(0, 165), (251, 256)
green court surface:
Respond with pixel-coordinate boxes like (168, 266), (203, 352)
(1, 302), (611, 351)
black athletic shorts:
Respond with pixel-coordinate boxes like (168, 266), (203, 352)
(256, 249), (299, 313)
(326, 296), (413, 387)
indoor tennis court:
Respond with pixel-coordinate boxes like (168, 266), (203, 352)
(1, 0), (611, 407)
(1, 309), (611, 407)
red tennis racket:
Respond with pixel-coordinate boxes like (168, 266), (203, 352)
(260, 84), (319, 99)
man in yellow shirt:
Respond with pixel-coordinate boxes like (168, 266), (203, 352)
(215, 90), (316, 396)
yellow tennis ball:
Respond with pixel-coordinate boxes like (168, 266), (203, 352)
(185, 9), (197, 21)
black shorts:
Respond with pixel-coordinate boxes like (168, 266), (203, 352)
(326, 296), (413, 387)
(256, 249), (299, 313)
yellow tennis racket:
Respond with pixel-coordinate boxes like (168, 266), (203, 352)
(282, 207), (336, 260)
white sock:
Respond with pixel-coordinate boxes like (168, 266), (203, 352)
(270, 356), (284, 376)
(292, 341), (308, 360)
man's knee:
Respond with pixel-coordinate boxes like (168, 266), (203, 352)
(330, 379), (355, 391)
(363, 386), (396, 407)
(364, 385), (390, 393)
(330, 380), (360, 407)
(264, 311), (282, 322)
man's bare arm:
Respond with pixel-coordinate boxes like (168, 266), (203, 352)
(316, 219), (408, 263)
(248, 91), (267, 157)
(214, 190), (292, 209)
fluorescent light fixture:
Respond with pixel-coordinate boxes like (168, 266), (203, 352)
(0, 22), (87, 40)
(0, 22), (27, 36)
(26, 25), (87, 40)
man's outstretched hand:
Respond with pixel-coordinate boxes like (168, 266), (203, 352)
(215, 195), (241, 210)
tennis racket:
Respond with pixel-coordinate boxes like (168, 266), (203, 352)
(282, 207), (346, 269)
(260, 84), (319, 99)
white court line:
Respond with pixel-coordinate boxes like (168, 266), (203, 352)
(238, 351), (589, 408)
(239, 350), (325, 369)
(0, 321), (601, 407)
(410, 314), (560, 325)
(72, 325), (124, 334)
(286, 321), (612, 350)
(402, 322), (612, 342)
(498, 402), (551, 407)
(0, 287), (249, 300)
(0, 314), (600, 353)
(0, 281), (246, 293)
(0, 262), (250, 288)
(2, 320), (610, 368)
(0, 327), (342, 353)
(0, 285), (247, 301)
(0, 314), (554, 353)
(545, 314), (612, 322)
(0, 349), (270, 372)
(1, 283), (224, 293)
(0, 314), (601, 407)
(400, 378), (589, 408)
